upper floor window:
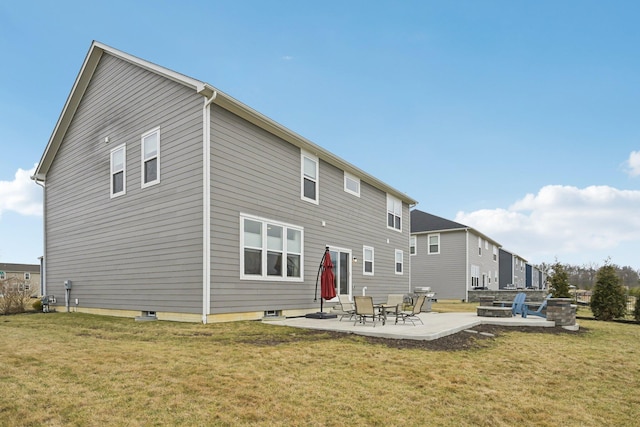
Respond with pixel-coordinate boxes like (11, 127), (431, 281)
(410, 236), (417, 255)
(493, 245), (498, 261)
(301, 151), (318, 203)
(0, 271), (5, 280)
(110, 144), (126, 198)
(387, 194), (402, 231)
(24, 272), (31, 281)
(141, 128), (160, 188)
(428, 234), (440, 254)
(241, 214), (303, 281)
(478, 237), (482, 256)
(344, 172), (360, 197)
(363, 246), (374, 275)
(395, 249), (404, 274)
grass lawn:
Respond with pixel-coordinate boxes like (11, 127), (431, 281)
(1, 304), (639, 426)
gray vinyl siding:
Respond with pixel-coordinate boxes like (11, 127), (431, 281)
(499, 249), (513, 288)
(209, 106), (410, 314)
(44, 53), (204, 313)
(467, 232), (499, 291)
(410, 231), (467, 300)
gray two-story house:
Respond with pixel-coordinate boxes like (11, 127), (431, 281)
(32, 41), (417, 323)
(410, 210), (501, 300)
(498, 248), (528, 289)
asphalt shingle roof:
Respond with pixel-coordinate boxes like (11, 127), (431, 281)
(410, 209), (468, 233)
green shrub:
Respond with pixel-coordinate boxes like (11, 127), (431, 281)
(633, 296), (640, 322)
(590, 264), (627, 321)
(32, 299), (43, 312)
(549, 262), (571, 298)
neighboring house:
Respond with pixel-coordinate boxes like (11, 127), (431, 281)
(0, 263), (41, 296)
(498, 248), (527, 289)
(525, 264), (545, 289)
(410, 210), (501, 301)
(31, 41), (417, 323)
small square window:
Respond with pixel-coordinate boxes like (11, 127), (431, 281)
(344, 172), (360, 197)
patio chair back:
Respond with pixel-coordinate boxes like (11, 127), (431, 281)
(353, 296), (382, 327)
(338, 294), (355, 321)
(354, 296), (375, 316)
(511, 292), (527, 317)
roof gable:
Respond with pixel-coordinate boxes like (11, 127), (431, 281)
(33, 41), (416, 205)
(410, 209), (467, 233)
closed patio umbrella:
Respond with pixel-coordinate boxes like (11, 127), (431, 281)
(305, 247), (338, 319)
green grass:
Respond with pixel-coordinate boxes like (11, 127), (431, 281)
(1, 308), (639, 426)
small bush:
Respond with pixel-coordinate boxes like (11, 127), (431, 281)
(633, 297), (640, 322)
(590, 264), (627, 321)
(0, 278), (33, 315)
(32, 299), (43, 312)
(549, 262), (571, 298)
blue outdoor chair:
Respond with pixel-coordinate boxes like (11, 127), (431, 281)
(525, 293), (553, 318)
(511, 293), (527, 317)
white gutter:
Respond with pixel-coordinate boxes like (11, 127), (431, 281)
(202, 91), (217, 324)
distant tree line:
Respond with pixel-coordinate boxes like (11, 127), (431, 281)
(536, 261), (640, 290)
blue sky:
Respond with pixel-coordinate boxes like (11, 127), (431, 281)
(1, 0), (639, 270)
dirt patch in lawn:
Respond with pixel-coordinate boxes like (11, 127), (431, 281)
(363, 324), (586, 351)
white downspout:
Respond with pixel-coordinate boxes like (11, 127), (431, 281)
(34, 179), (47, 297)
(202, 91), (217, 324)
(465, 229), (469, 302)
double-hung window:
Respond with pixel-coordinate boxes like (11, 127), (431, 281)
(428, 234), (440, 254)
(410, 236), (417, 255)
(241, 215), (303, 281)
(363, 246), (374, 275)
(301, 151), (318, 203)
(110, 144), (126, 197)
(386, 194), (402, 231)
(395, 249), (404, 274)
(141, 127), (160, 187)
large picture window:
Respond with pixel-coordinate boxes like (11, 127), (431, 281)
(141, 127), (160, 187)
(386, 194), (402, 231)
(241, 215), (303, 281)
(110, 144), (126, 197)
(301, 151), (318, 203)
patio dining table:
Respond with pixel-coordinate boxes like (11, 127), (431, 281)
(374, 303), (400, 325)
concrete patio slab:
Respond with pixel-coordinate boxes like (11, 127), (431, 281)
(268, 311), (556, 341)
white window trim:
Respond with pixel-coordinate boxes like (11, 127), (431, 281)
(386, 194), (402, 232)
(410, 236), (417, 256)
(395, 249), (404, 275)
(363, 246), (374, 276)
(344, 172), (360, 197)
(240, 213), (304, 282)
(0, 271), (5, 280)
(427, 233), (440, 255)
(141, 127), (160, 188)
(24, 272), (31, 280)
(110, 143), (126, 198)
(301, 151), (319, 204)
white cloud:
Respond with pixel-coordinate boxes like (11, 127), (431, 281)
(0, 165), (42, 217)
(626, 150), (640, 177)
(282, 55), (293, 61)
(455, 185), (640, 266)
